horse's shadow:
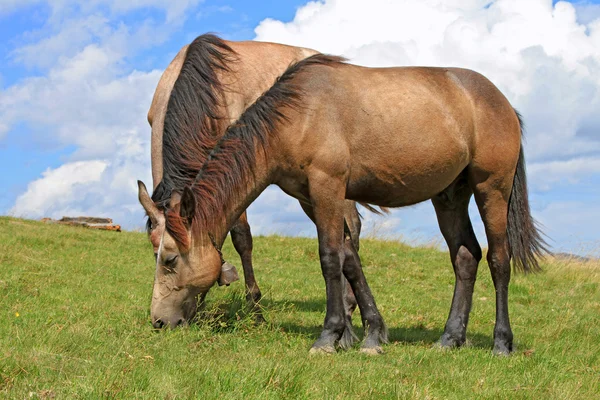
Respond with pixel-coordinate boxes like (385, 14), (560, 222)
(264, 298), (497, 350)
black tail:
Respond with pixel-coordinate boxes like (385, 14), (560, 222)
(358, 203), (390, 216)
(507, 111), (549, 273)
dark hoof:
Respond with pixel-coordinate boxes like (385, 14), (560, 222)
(493, 342), (513, 356)
(310, 332), (340, 355)
(437, 333), (465, 349)
(360, 319), (388, 354)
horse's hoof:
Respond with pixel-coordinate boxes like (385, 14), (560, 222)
(492, 346), (513, 357)
(432, 341), (450, 351)
(309, 345), (336, 355)
(436, 333), (465, 349)
(359, 346), (384, 355)
(493, 338), (513, 356)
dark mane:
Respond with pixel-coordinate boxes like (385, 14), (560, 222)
(165, 54), (347, 247)
(148, 34), (237, 233)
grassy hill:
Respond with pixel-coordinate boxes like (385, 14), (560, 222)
(1, 216), (598, 399)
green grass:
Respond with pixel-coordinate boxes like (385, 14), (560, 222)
(1, 216), (599, 399)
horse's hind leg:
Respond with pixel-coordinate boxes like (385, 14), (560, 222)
(341, 236), (388, 354)
(230, 212), (263, 321)
(471, 172), (515, 355)
(433, 175), (482, 348)
(342, 201), (361, 322)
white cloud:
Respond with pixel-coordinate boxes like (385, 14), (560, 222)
(0, 45), (162, 159)
(529, 157), (600, 190)
(9, 127), (153, 226)
(536, 201), (600, 257)
(10, 160), (108, 218)
(11, 14), (112, 70)
(8, 9), (179, 71)
(246, 187), (315, 237)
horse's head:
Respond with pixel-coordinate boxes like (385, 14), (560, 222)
(138, 181), (222, 328)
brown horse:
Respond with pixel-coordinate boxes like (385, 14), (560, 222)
(140, 35), (368, 331)
(142, 54), (547, 355)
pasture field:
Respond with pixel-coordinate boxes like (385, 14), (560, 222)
(0, 216), (599, 399)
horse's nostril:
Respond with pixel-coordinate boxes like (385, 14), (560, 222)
(152, 319), (165, 329)
(176, 318), (185, 327)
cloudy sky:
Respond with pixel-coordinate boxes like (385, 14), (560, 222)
(1, 0), (599, 256)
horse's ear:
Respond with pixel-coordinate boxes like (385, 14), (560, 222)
(137, 180), (160, 224)
(180, 186), (196, 222)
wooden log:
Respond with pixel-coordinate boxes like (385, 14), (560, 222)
(41, 217), (121, 232)
(60, 216), (113, 224)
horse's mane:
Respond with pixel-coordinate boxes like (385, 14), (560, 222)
(147, 33), (237, 233)
(165, 54), (347, 248)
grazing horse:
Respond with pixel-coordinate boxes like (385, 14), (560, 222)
(140, 35), (368, 329)
(141, 54), (547, 355)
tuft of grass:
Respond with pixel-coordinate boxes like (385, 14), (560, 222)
(0, 216), (599, 399)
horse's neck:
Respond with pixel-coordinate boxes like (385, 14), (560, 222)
(150, 46), (189, 188)
(210, 150), (274, 246)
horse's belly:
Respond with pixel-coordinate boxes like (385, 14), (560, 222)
(346, 156), (469, 207)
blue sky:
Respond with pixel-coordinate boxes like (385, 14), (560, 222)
(1, 0), (600, 256)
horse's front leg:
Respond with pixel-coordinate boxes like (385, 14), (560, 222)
(306, 175), (354, 354)
(230, 212), (263, 321)
(298, 200), (358, 342)
(309, 199), (387, 354)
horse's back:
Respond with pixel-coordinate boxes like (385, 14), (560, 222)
(227, 39), (318, 63)
(295, 63), (477, 151)
(295, 62), (520, 164)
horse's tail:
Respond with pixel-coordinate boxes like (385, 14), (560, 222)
(358, 203), (390, 216)
(507, 110), (549, 273)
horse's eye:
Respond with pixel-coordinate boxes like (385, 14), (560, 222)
(154, 253), (158, 262)
(165, 255), (178, 265)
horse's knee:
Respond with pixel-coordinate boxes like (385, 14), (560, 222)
(455, 245), (480, 282)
